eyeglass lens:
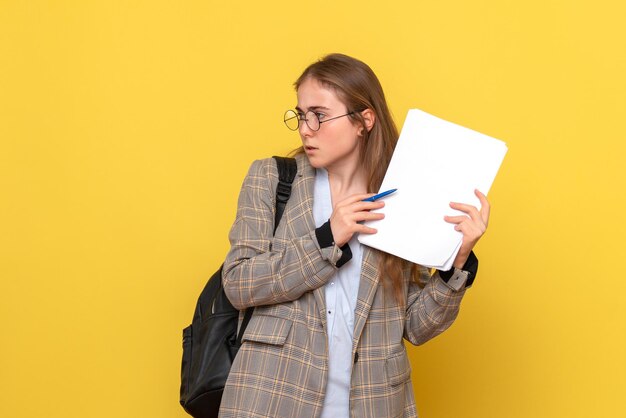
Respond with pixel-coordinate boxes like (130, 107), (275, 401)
(283, 110), (321, 131)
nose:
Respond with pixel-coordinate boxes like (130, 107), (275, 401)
(299, 118), (314, 138)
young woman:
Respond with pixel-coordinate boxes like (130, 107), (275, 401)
(220, 53), (489, 418)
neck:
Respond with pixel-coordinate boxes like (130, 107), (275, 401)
(325, 159), (367, 199)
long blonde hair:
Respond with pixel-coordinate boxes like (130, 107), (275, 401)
(292, 53), (421, 305)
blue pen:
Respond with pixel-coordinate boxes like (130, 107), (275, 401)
(362, 188), (397, 202)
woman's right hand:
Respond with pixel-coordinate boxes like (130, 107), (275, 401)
(329, 194), (385, 247)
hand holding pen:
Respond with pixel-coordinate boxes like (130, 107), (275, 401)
(328, 189), (397, 247)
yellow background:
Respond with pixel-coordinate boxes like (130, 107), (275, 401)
(1, 1), (625, 417)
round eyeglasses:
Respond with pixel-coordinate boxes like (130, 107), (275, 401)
(284, 109), (354, 131)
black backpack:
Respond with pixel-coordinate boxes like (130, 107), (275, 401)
(180, 156), (298, 418)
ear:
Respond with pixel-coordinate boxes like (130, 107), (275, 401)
(361, 109), (376, 133)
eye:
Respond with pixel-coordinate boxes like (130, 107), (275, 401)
(315, 112), (326, 120)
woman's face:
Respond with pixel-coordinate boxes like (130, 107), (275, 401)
(296, 77), (362, 172)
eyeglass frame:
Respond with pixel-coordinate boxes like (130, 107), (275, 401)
(284, 109), (355, 132)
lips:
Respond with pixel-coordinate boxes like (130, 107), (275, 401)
(304, 145), (318, 151)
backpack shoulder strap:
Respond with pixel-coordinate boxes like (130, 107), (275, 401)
(272, 156), (298, 234)
(238, 156), (297, 342)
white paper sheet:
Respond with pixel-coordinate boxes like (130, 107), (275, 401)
(358, 109), (508, 270)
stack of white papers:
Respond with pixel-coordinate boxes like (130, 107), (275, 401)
(358, 109), (508, 270)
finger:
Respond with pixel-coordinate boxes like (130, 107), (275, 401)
(475, 189), (490, 226)
(451, 215), (471, 230)
(453, 218), (485, 244)
(454, 220), (479, 234)
(338, 193), (378, 205)
(348, 200), (385, 213)
(445, 216), (487, 237)
(449, 202), (481, 223)
(332, 201), (383, 221)
(355, 224), (378, 235)
(444, 215), (471, 224)
(354, 211), (385, 223)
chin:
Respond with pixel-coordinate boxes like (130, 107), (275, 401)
(305, 155), (325, 169)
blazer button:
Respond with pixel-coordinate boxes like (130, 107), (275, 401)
(353, 352), (359, 363)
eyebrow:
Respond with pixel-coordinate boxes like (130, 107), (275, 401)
(295, 105), (331, 112)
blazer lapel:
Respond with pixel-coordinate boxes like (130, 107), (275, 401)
(291, 155), (328, 328)
(352, 247), (380, 353)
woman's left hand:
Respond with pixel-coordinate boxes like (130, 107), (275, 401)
(444, 189), (490, 269)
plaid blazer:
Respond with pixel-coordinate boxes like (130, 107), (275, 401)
(220, 154), (468, 418)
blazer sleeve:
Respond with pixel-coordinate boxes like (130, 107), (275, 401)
(222, 158), (342, 309)
(403, 269), (467, 346)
